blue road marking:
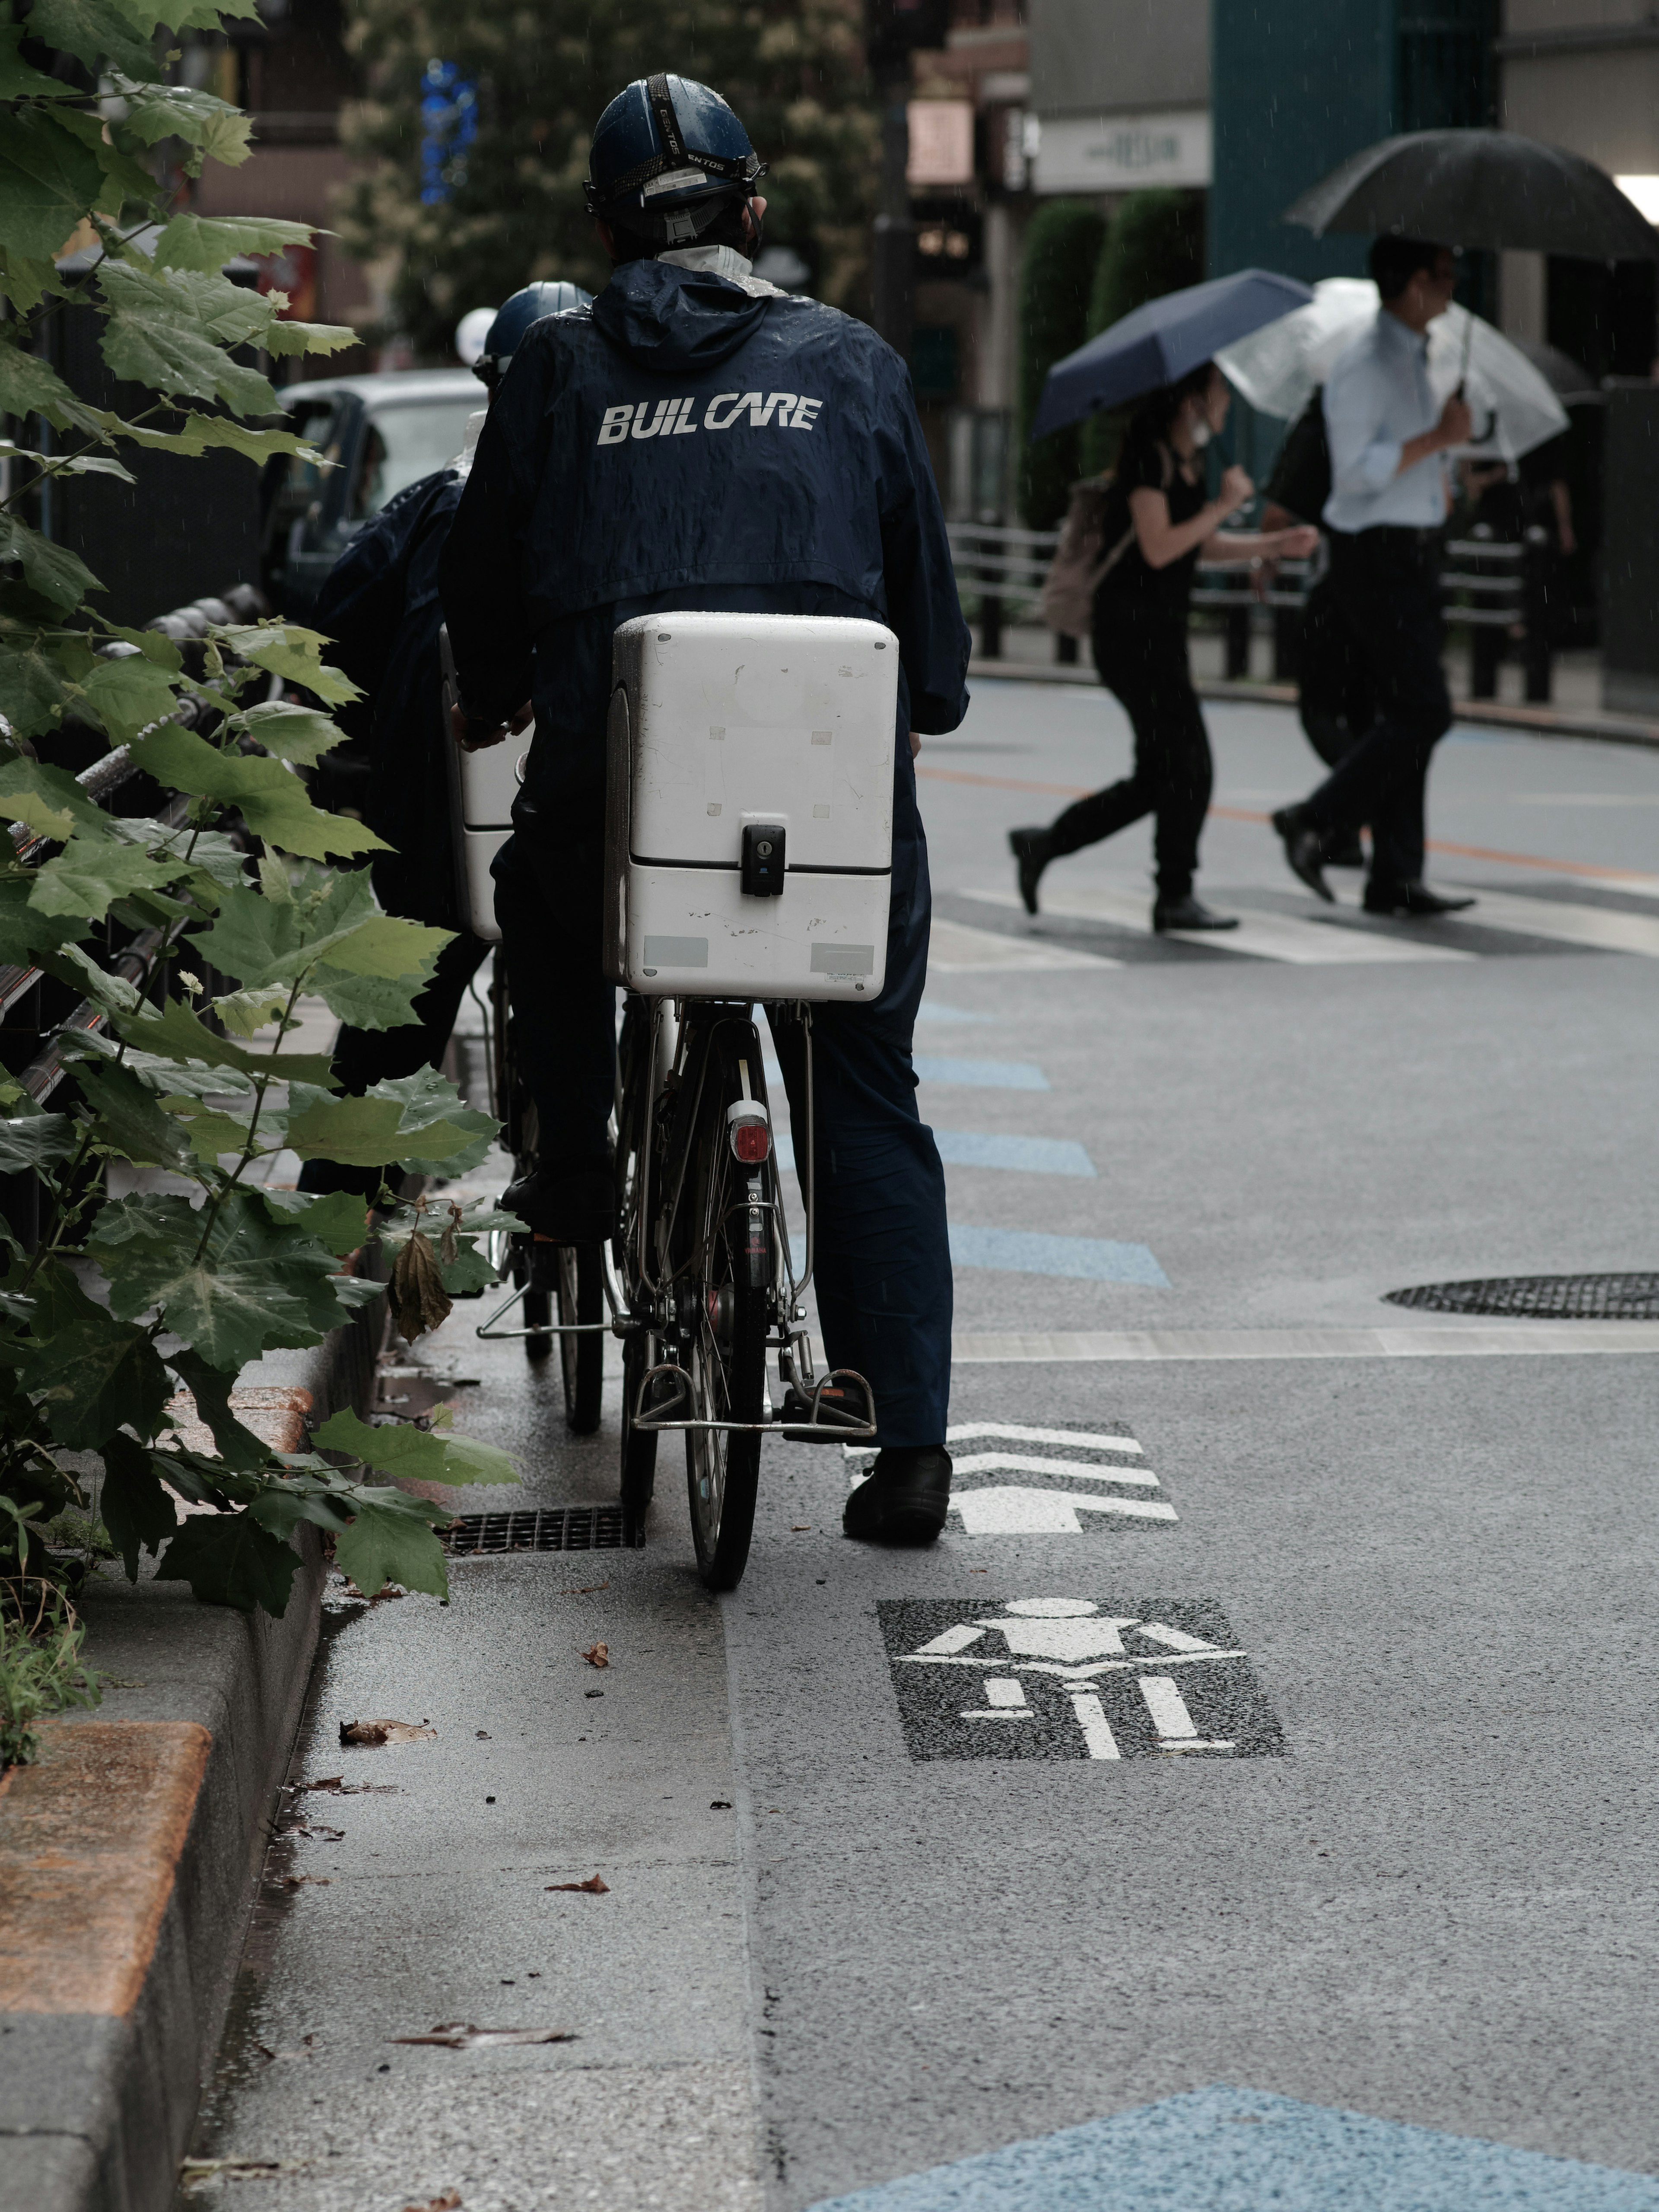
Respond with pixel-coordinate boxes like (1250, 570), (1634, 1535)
(915, 1056), (1049, 1090)
(773, 1130), (1093, 1178)
(935, 1130), (1096, 1176)
(803, 2085), (1659, 2212)
(949, 1223), (1167, 1284)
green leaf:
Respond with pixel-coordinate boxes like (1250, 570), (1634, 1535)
(264, 1185), (371, 1259)
(167, 1344), (269, 1474)
(78, 652), (179, 740)
(245, 1469), (353, 1541)
(108, 409), (326, 466)
(0, 339), (108, 439)
(332, 1494), (449, 1601)
(0, 755), (109, 836)
(0, 245), (64, 313)
(210, 984), (289, 1037)
(45, 104), (158, 208)
(0, 867), (89, 966)
(0, 1109), (77, 1173)
(13, 1286), (174, 1449)
(366, 1068), (499, 1176)
(128, 720), (385, 858)
(117, 86), (251, 168)
(89, 1188), (350, 1367)
(259, 315), (356, 360)
(188, 866), (379, 988)
(0, 25), (79, 98)
(40, 938), (141, 1014)
(161, 1096), (257, 1164)
(102, 623), (183, 672)
(235, 700), (346, 766)
(111, 994), (339, 1087)
(98, 262), (276, 417)
(155, 1510), (299, 1614)
(313, 1404), (518, 1489)
(283, 1090), (422, 1166)
(0, 511), (102, 610)
(0, 107), (109, 260)
(29, 832), (183, 921)
(99, 1428), (177, 1579)
(154, 211), (314, 269)
(73, 1058), (191, 1168)
(213, 623), (362, 705)
(26, 0), (164, 79)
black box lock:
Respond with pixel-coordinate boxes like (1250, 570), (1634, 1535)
(741, 822), (787, 897)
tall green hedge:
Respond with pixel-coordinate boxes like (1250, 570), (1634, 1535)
(1016, 200), (1107, 528)
(1078, 190), (1206, 480)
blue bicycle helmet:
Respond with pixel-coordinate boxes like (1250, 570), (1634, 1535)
(474, 280), (593, 386)
(584, 74), (766, 247)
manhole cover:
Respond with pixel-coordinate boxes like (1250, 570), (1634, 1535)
(442, 1507), (630, 1554)
(1384, 1274), (1659, 1320)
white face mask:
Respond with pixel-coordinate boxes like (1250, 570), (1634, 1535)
(1186, 410), (1213, 449)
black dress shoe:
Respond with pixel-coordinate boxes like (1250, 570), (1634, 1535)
(1008, 826), (1052, 916)
(501, 1163), (617, 1243)
(1271, 805), (1334, 903)
(843, 1446), (952, 1545)
(1362, 881), (1477, 918)
(1153, 894), (1239, 933)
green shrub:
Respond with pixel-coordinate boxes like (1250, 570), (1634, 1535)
(1017, 200), (1107, 528)
(0, 1601), (101, 1768)
(1079, 190), (1206, 480)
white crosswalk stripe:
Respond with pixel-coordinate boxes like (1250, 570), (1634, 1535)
(963, 886), (1474, 963)
(1413, 886), (1659, 957)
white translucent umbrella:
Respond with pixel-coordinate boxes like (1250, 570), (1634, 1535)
(1215, 276), (1569, 461)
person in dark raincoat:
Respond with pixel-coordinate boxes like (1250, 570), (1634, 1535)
(296, 283), (589, 1201)
(440, 73), (972, 1544)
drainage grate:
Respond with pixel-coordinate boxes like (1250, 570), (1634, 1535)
(1384, 1274), (1659, 1321)
(442, 1507), (629, 1555)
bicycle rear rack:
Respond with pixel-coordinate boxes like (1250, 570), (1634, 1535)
(630, 1362), (877, 1443)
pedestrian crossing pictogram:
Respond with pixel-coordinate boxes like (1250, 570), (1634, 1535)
(846, 1420), (1177, 1533)
(880, 1598), (1285, 1761)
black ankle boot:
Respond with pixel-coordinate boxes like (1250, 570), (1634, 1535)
(1008, 827), (1052, 916)
(843, 1446), (953, 1545)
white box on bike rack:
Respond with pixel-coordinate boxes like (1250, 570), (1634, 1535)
(439, 624), (529, 943)
(604, 612), (898, 999)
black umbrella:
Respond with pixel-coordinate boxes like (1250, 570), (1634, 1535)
(1284, 130), (1659, 264)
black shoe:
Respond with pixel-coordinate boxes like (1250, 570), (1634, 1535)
(1152, 894), (1239, 933)
(842, 1446), (952, 1545)
(1363, 880), (1477, 918)
(501, 1163), (617, 1243)
(1322, 831), (1367, 869)
(1271, 805), (1334, 903)
(1008, 826), (1052, 916)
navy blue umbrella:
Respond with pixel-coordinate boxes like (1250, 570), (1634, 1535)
(1030, 269), (1314, 440)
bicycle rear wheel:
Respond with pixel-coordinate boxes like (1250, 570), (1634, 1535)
(556, 1243), (604, 1432)
(683, 1033), (772, 1591)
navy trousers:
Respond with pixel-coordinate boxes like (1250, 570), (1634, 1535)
(493, 752), (952, 1450)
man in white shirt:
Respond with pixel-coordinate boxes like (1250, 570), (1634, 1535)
(1272, 238), (1476, 917)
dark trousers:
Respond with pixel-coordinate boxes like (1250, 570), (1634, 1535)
(296, 928), (493, 1199)
(1298, 574), (1376, 768)
(1304, 530), (1452, 889)
(1047, 603), (1211, 901)
(494, 759), (952, 1449)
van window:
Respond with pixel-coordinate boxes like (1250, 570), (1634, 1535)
(273, 403), (338, 526)
(348, 397), (479, 518)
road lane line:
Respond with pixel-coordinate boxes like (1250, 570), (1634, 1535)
(1068, 1691), (1122, 1759)
(1427, 885), (1659, 957)
(947, 1452), (1162, 1487)
(951, 1324), (1659, 1361)
(964, 885), (1473, 964)
(944, 1423), (1144, 1453)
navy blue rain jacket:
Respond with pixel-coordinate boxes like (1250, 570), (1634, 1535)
(312, 467), (466, 931)
(439, 262), (970, 852)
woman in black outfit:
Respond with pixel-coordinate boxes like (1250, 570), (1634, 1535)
(1011, 361), (1319, 931)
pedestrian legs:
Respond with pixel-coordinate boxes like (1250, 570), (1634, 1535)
(493, 836), (617, 1175)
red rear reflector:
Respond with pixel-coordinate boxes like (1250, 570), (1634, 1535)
(731, 1122), (770, 1163)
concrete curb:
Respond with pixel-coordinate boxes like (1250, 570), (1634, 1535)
(967, 656), (1659, 750)
(0, 1290), (384, 2212)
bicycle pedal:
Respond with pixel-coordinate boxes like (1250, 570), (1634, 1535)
(779, 1370), (876, 1443)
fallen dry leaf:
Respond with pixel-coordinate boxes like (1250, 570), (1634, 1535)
(180, 2158), (286, 2180)
(277, 1820), (345, 1843)
(392, 2024), (578, 2050)
(580, 1643), (608, 1669)
(544, 1875), (608, 1894)
(791, 1525), (812, 1532)
(390, 1226), (452, 1343)
(340, 1719), (437, 1746)
(300, 1777), (400, 1796)
(710, 1800), (733, 1810)
(402, 2195), (462, 2212)
(280, 1875), (331, 1889)
(342, 1581), (406, 1603)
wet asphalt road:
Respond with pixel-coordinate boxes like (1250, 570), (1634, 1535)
(182, 686), (1659, 2212)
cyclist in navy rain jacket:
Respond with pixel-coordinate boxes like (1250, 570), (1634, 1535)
(441, 73), (971, 1544)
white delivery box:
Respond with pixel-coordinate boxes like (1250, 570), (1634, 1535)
(439, 625), (528, 943)
(604, 613), (898, 1000)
